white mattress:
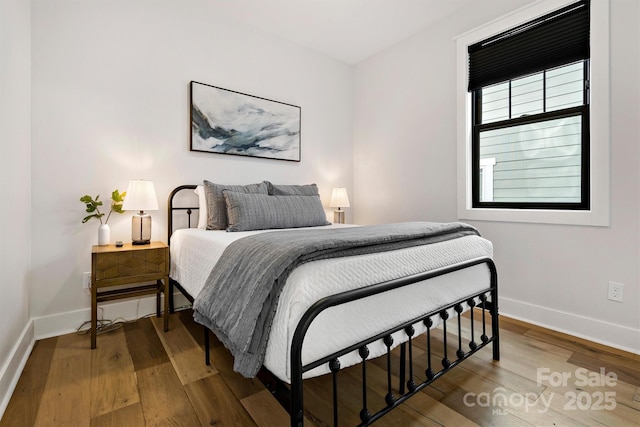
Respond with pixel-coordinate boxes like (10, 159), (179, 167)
(170, 225), (493, 383)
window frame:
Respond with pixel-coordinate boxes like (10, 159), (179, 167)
(455, 0), (610, 226)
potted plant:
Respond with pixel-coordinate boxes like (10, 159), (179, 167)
(80, 189), (126, 245)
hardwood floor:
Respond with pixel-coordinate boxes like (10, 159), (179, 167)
(1, 310), (638, 426)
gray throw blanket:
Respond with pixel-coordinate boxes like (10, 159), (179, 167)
(193, 221), (480, 377)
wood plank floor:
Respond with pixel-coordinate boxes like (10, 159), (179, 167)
(1, 310), (638, 426)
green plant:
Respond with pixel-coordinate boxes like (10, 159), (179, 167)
(80, 189), (126, 224)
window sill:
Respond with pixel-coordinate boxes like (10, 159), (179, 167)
(458, 206), (609, 227)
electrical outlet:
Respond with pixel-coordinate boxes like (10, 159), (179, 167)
(607, 282), (623, 302)
(83, 272), (91, 290)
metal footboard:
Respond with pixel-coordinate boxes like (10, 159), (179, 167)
(290, 257), (499, 426)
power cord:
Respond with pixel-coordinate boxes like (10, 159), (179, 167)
(76, 312), (156, 336)
(75, 302), (194, 336)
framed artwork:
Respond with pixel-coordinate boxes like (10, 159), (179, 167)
(190, 81), (301, 162)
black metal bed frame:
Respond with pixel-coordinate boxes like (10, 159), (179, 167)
(167, 185), (500, 427)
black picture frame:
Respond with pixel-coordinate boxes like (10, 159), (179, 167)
(190, 81), (301, 162)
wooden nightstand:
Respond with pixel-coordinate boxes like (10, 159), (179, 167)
(90, 241), (169, 349)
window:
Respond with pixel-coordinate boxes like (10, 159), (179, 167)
(473, 62), (589, 208)
(455, 0), (610, 226)
(470, 0), (590, 210)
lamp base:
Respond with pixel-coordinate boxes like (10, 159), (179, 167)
(131, 211), (152, 245)
(131, 239), (151, 245)
(333, 209), (345, 224)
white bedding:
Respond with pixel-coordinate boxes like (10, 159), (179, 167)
(170, 225), (493, 383)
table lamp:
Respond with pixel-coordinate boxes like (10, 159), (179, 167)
(330, 187), (350, 224)
(122, 179), (159, 245)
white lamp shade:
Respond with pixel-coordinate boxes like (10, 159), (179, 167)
(330, 187), (350, 208)
(122, 180), (159, 211)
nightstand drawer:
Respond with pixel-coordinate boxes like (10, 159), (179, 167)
(94, 248), (167, 281)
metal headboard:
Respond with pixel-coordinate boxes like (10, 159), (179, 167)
(167, 184), (199, 245)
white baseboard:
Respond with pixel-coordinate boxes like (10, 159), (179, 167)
(26, 293), (640, 352)
(33, 292), (192, 340)
(0, 319), (35, 420)
(500, 296), (640, 354)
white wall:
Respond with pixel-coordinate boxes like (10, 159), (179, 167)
(30, 0), (353, 332)
(0, 0), (33, 412)
(354, 0), (640, 352)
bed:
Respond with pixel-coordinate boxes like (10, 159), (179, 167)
(167, 183), (499, 426)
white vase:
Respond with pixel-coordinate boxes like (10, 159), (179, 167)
(98, 224), (110, 246)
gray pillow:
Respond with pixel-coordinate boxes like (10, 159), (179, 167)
(203, 180), (269, 230)
(224, 191), (330, 232)
(266, 182), (319, 196)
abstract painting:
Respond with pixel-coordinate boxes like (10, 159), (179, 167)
(190, 81), (301, 162)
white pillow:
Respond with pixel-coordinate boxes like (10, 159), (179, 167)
(194, 186), (207, 229)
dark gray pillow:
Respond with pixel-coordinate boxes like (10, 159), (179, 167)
(266, 182), (319, 196)
(203, 180), (269, 230)
(224, 191), (330, 232)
